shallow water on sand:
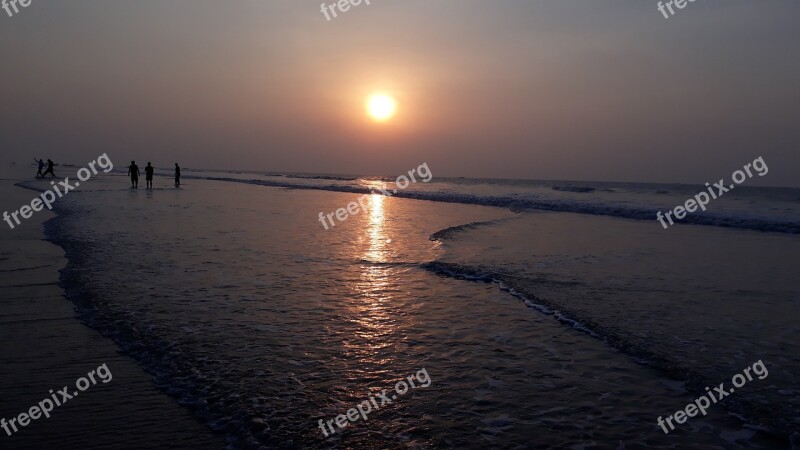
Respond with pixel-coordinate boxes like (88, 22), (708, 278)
(26, 173), (797, 448)
(430, 212), (800, 440)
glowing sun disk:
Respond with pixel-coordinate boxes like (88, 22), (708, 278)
(367, 94), (397, 122)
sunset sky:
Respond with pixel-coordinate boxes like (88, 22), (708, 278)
(1, 0), (798, 186)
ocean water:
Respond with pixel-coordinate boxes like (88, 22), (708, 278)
(184, 168), (800, 233)
(18, 167), (800, 449)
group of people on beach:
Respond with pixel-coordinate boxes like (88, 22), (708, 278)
(127, 161), (181, 189)
(34, 157), (181, 189)
(34, 158), (56, 178)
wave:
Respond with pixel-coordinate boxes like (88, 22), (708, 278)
(43, 212), (247, 448)
(552, 185), (595, 193)
(193, 176), (800, 234)
(280, 174), (359, 181)
(429, 219), (512, 241)
(182, 168), (359, 181)
(422, 259), (789, 443)
(422, 261), (597, 336)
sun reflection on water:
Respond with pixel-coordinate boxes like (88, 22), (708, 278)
(365, 192), (388, 263)
(341, 186), (407, 368)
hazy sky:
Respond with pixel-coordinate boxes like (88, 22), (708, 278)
(1, 1), (798, 186)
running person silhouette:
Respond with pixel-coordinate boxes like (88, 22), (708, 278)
(42, 159), (56, 178)
(34, 158), (45, 178)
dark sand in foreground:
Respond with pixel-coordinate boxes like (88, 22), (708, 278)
(0, 172), (223, 449)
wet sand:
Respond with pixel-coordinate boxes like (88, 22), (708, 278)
(0, 169), (224, 449)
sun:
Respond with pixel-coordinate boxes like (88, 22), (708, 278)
(366, 94), (397, 122)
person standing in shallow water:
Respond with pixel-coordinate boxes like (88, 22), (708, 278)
(128, 161), (140, 189)
(144, 162), (154, 189)
(42, 159), (56, 178)
(174, 163), (181, 188)
(34, 158), (45, 178)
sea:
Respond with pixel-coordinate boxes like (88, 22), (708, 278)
(17, 165), (800, 449)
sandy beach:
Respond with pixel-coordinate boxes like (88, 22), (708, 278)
(0, 167), (223, 449)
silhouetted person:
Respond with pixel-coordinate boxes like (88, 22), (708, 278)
(42, 159), (56, 178)
(34, 158), (45, 178)
(174, 163), (181, 188)
(145, 162), (154, 189)
(128, 161), (140, 188)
